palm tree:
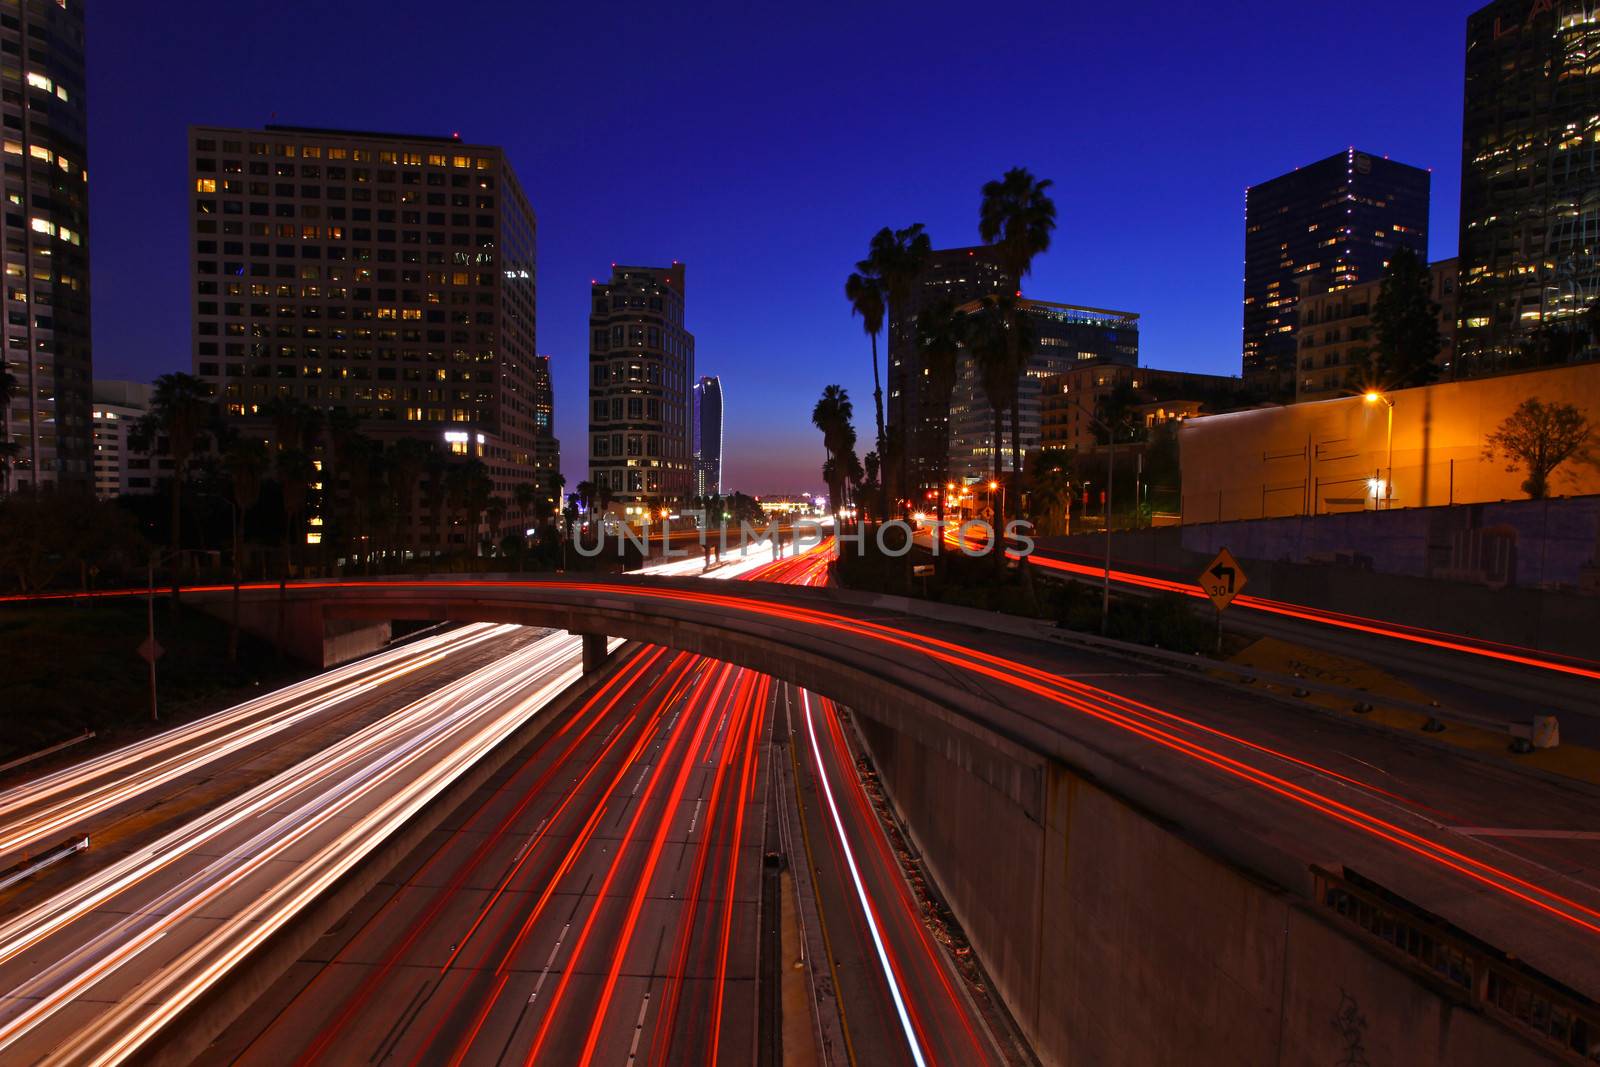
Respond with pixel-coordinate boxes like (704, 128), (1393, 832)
(844, 271), (887, 475)
(575, 479), (596, 515)
(221, 433), (268, 662)
(979, 168), (1057, 495)
(812, 385), (859, 524)
(486, 495), (508, 556)
(0, 366), (15, 494)
(964, 297), (1021, 509)
(915, 295), (966, 532)
(135, 372), (211, 601)
(423, 445), (450, 560)
(445, 458), (493, 557)
(261, 395), (322, 454)
(388, 437), (429, 562)
(1026, 448), (1076, 537)
(514, 481), (536, 530)
(861, 224), (932, 513)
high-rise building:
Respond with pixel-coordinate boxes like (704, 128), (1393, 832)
(1243, 150), (1430, 398)
(946, 300), (1138, 483)
(587, 264), (694, 517)
(693, 374), (723, 499)
(1459, 0), (1600, 375)
(530, 353), (560, 490)
(886, 246), (1014, 499)
(90, 380), (168, 499)
(1039, 363), (1246, 455)
(187, 125), (541, 549)
(3, 0), (91, 492)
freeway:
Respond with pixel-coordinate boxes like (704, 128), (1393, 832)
(205, 534), (1012, 1066)
(0, 627), (591, 1064)
(0, 623), (535, 873)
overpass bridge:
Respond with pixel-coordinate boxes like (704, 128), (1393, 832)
(166, 572), (1600, 1066)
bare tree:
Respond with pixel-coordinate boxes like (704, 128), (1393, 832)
(1482, 398), (1593, 500)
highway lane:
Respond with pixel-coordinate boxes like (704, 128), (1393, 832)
(210, 645), (776, 1066)
(0, 627), (592, 1065)
(0, 622), (529, 872)
(209, 534), (1012, 1066)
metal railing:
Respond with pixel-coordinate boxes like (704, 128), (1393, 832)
(1314, 865), (1600, 1063)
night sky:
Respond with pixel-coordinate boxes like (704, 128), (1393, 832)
(88, 1), (1474, 494)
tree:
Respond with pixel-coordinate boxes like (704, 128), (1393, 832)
(423, 445), (450, 559)
(1369, 248), (1442, 389)
(220, 433), (268, 662)
(979, 167), (1057, 497)
(915, 296), (966, 532)
(445, 459), (493, 556)
(0, 367), (15, 494)
(860, 224), (932, 514)
(1482, 398), (1593, 500)
(1026, 448), (1076, 537)
(134, 372), (211, 601)
(964, 295), (1028, 512)
(811, 385), (858, 518)
(388, 437), (430, 561)
(0, 490), (144, 593)
(844, 271), (887, 478)
(486, 495), (508, 555)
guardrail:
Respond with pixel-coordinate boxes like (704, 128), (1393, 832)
(1016, 569), (1561, 751)
(0, 835), (89, 892)
(1313, 864), (1600, 1064)
(0, 730), (95, 776)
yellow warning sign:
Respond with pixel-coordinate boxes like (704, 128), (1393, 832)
(1199, 547), (1247, 610)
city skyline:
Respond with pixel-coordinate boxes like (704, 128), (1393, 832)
(86, 1), (1473, 492)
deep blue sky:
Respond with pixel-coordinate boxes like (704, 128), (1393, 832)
(88, 1), (1475, 494)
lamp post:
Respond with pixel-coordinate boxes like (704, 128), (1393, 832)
(1364, 391), (1394, 509)
(1065, 398), (1116, 635)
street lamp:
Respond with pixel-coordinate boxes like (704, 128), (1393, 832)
(1364, 390), (1394, 509)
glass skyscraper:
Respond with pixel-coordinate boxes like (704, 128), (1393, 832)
(1243, 150), (1430, 398)
(1459, 0), (1600, 374)
(3, 0), (91, 491)
(693, 374), (722, 499)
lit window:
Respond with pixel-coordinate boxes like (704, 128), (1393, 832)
(25, 72), (52, 92)
(28, 145), (51, 163)
(55, 85), (68, 102)
(195, 178), (217, 193)
(30, 217), (55, 236)
(2, 142), (19, 156)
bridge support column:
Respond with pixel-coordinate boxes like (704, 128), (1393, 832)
(580, 632), (609, 674)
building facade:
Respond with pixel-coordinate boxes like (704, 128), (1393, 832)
(529, 352), (560, 494)
(946, 300), (1138, 483)
(90, 380), (167, 498)
(587, 264), (694, 516)
(886, 245), (1014, 498)
(1458, 0), (1600, 375)
(187, 125), (542, 548)
(1243, 150), (1430, 398)
(693, 373), (723, 499)
(3, 0), (91, 492)
(1294, 258), (1459, 403)
(1039, 363), (1245, 455)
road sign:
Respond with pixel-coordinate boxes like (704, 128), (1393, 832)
(1198, 548), (1247, 611)
(137, 637), (164, 664)
(980, 506), (994, 522)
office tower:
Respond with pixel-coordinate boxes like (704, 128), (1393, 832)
(1459, 0), (1600, 374)
(1243, 150), (1430, 397)
(187, 125), (540, 549)
(693, 374), (723, 499)
(529, 353), (560, 499)
(3, 0), (91, 491)
(90, 380), (167, 498)
(946, 299), (1138, 483)
(587, 264), (694, 516)
(886, 246), (1014, 499)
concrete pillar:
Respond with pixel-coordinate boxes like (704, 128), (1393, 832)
(580, 632), (609, 674)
